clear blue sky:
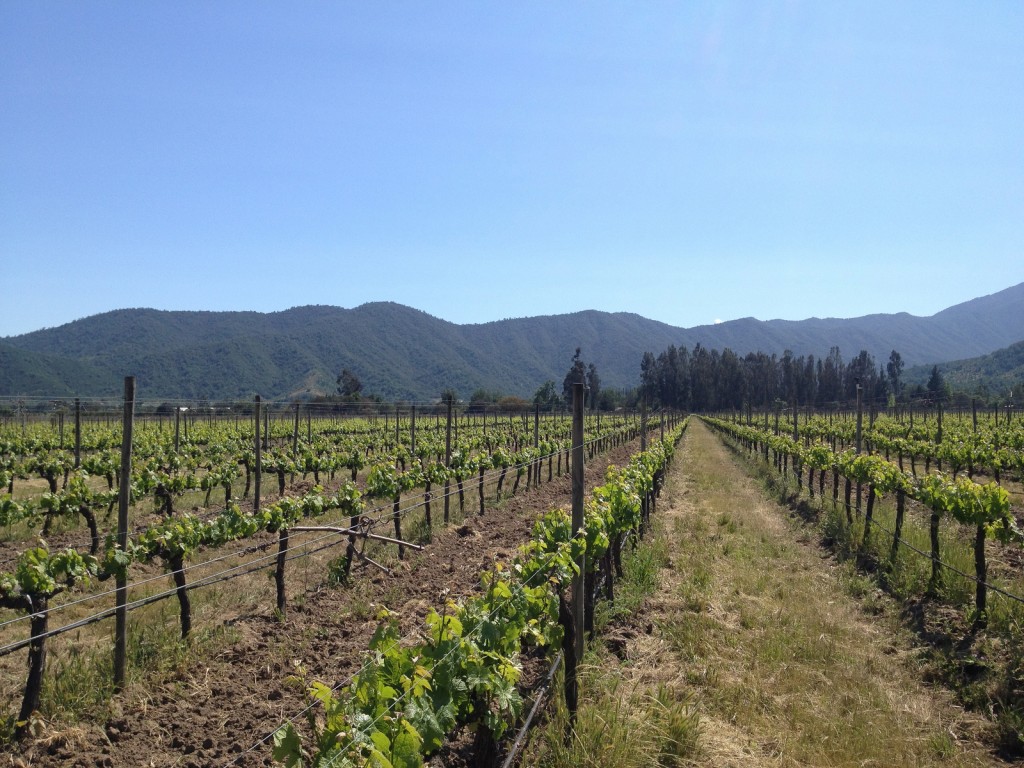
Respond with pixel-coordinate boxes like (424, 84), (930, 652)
(2, 2), (1022, 338)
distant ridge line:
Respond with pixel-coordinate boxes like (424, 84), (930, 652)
(1, 282), (1022, 400)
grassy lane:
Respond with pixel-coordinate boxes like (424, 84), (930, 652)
(526, 418), (998, 767)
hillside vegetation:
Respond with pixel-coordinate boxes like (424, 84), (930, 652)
(2, 283), (1022, 400)
(905, 339), (1024, 398)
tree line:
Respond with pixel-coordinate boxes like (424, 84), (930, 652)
(639, 344), (950, 412)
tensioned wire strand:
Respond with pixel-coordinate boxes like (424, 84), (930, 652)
(0, 530), (354, 657)
(725, 429), (1024, 607)
(227, 425), (645, 765)
(0, 470), (486, 641)
(1, 423), (659, 762)
(0, 432), (629, 653)
(319, 526), (590, 768)
(374, 433), (615, 531)
(0, 458), (448, 624)
(1, 424), (653, 659)
(829, 488), (1024, 607)
(0, 424), (627, 630)
(222, 527), (587, 768)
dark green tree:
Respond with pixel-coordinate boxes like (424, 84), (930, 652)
(586, 363), (600, 411)
(845, 350), (877, 402)
(336, 368), (363, 400)
(886, 350), (904, 401)
(640, 351), (659, 406)
(874, 363), (890, 401)
(818, 346), (843, 404)
(597, 387), (630, 411)
(719, 348), (747, 410)
(468, 388), (500, 413)
(798, 354), (817, 407)
(533, 380), (560, 410)
(780, 350), (798, 407)
(562, 348), (587, 405)
(745, 351), (778, 409)
(656, 345), (688, 409)
(689, 344), (715, 411)
(927, 366), (946, 401)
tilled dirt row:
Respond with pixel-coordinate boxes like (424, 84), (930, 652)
(8, 438), (645, 768)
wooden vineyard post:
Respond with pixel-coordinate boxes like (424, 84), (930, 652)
(793, 402), (802, 492)
(15, 597), (49, 737)
(114, 376), (135, 688)
(276, 527), (289, 615)
(533, 403), (540, 485)
(890, 489), (906, 564)
(640, 398), (647, 452)
(566, 380), (585, 723)
(855, 384), (863, 454)
(928, 507), (942, 594)
(74, 397), (81, 469)
(444, 398), (453, 524)
(293, 402), (300, 457)
(410, 405), (416, 458)
(254, 395), (262, 515)
(393, 492), (404, 560)
(174, 405), (181, 453)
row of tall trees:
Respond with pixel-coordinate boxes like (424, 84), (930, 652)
(533, 348), (628, 411)
(639, 345), (944, 412)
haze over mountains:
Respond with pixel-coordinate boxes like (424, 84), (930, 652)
(2, 283), (1022, 401)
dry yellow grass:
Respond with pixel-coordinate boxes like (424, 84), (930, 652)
(524, 419), (1000, 768)
(657, 420), (999, 767)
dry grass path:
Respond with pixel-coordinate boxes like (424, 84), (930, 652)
(528, 419), (1001, 768)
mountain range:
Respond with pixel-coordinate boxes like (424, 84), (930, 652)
(2, 282), (1023, 402)
(904, 339), (1024, 397)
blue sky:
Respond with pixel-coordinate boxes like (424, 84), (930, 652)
(2, 1), (1022, 338)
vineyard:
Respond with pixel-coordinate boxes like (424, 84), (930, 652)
(3, 387), (1024, 766)
(0, 387), (684, 767)
(704, 405), (1024, 758)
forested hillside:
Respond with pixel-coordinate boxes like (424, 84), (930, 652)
(904, 339), (1024, 397)
(2, 283), (1022, 400)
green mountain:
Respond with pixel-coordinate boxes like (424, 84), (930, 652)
(905, 339), (1024, 399)
(2, 283), (1023, 401)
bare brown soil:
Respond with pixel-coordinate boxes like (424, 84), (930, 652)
(5, 439), (643, 768)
